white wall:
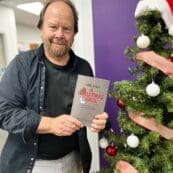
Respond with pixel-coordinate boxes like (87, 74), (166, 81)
(71, 1), (99, 172)
(0, 6), (18, 64)
(0, 34), (6, 67)
(72, 0), (95, 74)
(16, 23), (41, 50)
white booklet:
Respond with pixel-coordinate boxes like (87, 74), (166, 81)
(71, 75), (110, 127)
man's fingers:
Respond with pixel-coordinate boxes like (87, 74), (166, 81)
(91, 121), (105, 130)
(51, 115), (83, 136)
(90, 112), (108, 132)
(94, 112), (108, 119)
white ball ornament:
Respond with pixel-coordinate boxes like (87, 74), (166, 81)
(169, 25), (173, 36)
(146, 81), (160, 97)
(126, 134), (139, 148)
(136, 34), (150, 49)
(99, 137), (109, 149)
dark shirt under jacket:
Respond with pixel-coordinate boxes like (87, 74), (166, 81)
(38, 54), (79, 159)
(0, 44), (93, 173)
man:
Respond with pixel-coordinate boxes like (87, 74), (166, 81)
(0, 0), (108, 173)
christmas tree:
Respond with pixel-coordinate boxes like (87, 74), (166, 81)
(99, 0), (173, 172)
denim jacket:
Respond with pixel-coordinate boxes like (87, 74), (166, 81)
(0, 45), (92, 173)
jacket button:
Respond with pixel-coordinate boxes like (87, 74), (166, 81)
(31, 157), (34, 161)
(27, 169), (32, 173)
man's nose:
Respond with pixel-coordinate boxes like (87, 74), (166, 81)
(55, 28), (64, 38)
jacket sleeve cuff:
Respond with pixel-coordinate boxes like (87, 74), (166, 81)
(22, 109), (41, 143)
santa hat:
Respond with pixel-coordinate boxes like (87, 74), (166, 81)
(135, 0), (173, 36)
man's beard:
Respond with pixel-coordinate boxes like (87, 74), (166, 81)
(46, 38), (70, 58)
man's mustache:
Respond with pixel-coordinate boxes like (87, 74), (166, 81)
(52, 39), (67, 45)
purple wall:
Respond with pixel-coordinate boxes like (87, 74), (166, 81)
(92, 0), (139, 168)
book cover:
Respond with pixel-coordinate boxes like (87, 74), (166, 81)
(71, 75), (110, 127)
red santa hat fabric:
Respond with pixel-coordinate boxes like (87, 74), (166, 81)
(135, 0), (173, 36)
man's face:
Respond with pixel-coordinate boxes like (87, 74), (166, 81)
(40, 1), (75, 58)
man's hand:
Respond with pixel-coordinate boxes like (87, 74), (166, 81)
(37, 115), (83, 136)
(50, 115), (83, 136)
(116, 160), (138, 173)
(90, 112), (108, 132)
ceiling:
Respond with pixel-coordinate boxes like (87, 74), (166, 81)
(0, 0), (46, 26)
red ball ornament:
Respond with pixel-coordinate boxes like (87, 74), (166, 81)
(106, 145), (117, 156)
(116, 98), (126, 109)
(168, 57), (173, 63)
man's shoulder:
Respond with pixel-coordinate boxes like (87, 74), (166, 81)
(75, 56), (93, 76)
(18, 48), (39, 61)
(14, 46), (42, 67)
(76, 56), (90, 66)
